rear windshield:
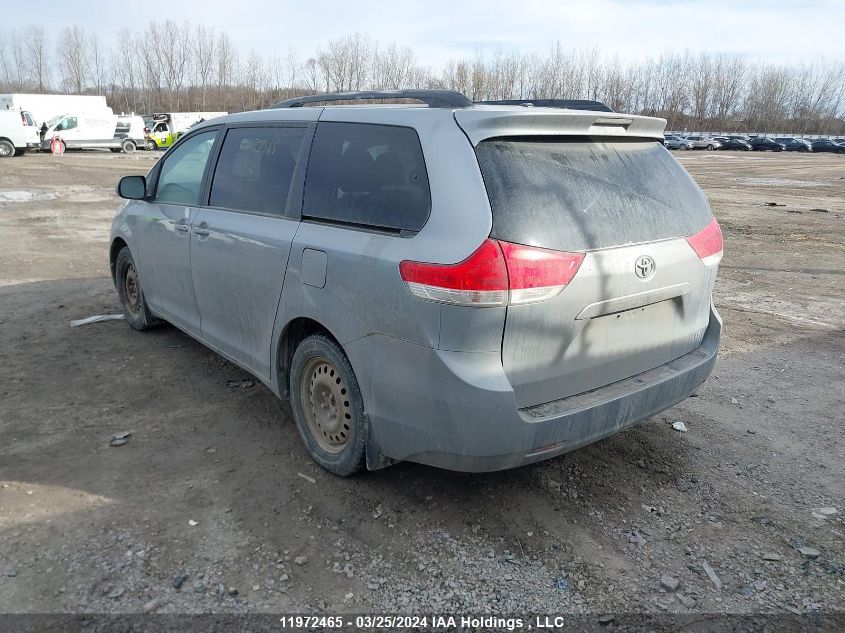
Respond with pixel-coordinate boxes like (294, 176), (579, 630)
(476, 138), (712, 252)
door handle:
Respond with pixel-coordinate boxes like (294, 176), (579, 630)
(193, 227), (210, 237)
(175, 222), (189, 233)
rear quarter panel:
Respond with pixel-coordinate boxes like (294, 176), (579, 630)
(269, 108), (502, 394)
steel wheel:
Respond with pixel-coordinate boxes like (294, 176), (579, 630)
(123, 263), (141, 317)
(300, 356), (352, 454)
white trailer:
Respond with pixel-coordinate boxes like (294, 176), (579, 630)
(41, 111), (140, 153)
(0, 94), (109, 127)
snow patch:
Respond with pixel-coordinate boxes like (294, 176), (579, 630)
(732, 177), (826, 188)
(0, 190), (60, 203)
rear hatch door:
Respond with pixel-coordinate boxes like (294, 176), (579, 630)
(456, 110), (718, 409)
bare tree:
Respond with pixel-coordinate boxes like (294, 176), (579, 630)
(9, 31), (28, 91)
(112, 28), (140, 112)
(317, 33), (372, 92)
(0, 32), (10, 90)
(215, 30), (239, 109)
(140, 24), (164, 109)
(25, 25), (50, 93)
(88, 32), (107, 94)
(372, 42), (415, 90)
(690, 53), (713, 128)
(194, 24), (215, 110)
(710, 54), (746, 128)
(303, 57), (320, 92)
(155, 21), (191, 109)
(57, 26), (88, 93)
(11, 22), (844, 135)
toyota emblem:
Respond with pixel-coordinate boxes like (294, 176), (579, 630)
(635, 255), (656, 280)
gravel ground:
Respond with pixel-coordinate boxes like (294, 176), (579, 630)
(0, 150), (842, 626)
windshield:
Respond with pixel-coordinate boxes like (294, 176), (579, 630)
(476, 137), (712, 252)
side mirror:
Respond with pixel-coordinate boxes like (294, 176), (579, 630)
(117, 175), (147, 200)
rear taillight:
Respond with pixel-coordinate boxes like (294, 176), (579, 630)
(686, 218), (723, 266)
(498, 240), (584, 304)
(399, 239), (584, 307)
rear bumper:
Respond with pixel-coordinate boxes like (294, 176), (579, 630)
(346, 306), (721, 472)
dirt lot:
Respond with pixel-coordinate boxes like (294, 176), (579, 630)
(0, 149), (843, 622)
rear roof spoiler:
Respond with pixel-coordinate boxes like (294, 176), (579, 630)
(454, 109), (667, 145)
(475, 99), (613, 113)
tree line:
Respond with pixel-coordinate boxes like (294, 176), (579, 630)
(2, 24), (844, 134)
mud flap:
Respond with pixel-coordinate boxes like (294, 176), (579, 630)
(365, 414), (397, 471)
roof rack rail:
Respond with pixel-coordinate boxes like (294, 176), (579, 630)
(475, 99), (613, 113)
(270, 90), (473, 109)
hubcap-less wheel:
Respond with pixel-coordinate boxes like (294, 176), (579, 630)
(123, 263), (141, 317)
(300, 357), (352, 454)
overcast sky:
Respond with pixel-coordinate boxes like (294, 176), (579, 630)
(11, 0), (845, 66)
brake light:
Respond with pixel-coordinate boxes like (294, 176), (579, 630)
(399, 239), (584, 307)
(498, 241), (584, 304)
(686, 218), (723, 266)
(399, 239), (508, 306)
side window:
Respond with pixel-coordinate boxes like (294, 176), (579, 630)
(209, 126), (307, 215)
(57, 117), (77, 131)
(303, 122), (431, 233)
(154, 130), (217, 205)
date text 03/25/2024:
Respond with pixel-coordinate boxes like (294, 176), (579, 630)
(278, 615), (586, 630)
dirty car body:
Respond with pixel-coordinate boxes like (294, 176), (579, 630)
(110, 91), (723, 474)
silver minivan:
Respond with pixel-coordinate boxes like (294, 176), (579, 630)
(111, 90), (723, 476)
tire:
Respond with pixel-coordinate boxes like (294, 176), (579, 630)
(706, 144), (715, 150)
(115, 247), (159, 331)
(0, 139), (16, 158)
(798, 147), (808, 153)
(122, 139), (136, 153)
(146, 139), (157, 151)
(290, 334), (366, 476)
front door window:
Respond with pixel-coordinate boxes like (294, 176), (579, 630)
(154, 130), (217, 206)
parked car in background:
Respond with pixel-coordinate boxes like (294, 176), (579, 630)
(747, 137), (785, 151)
(774, 137), (811, 152)
(683, 135), (721, 150)
(664, 134), (693, 150)
(114, 115), (147, 152)
(0, 93), (108, 128)
(40, 111), (139, 153)
(0, 109), (40, 157)
(110, 89), (723, 475)
(713, 137), (752, 151)
(809, 139), (845, 154)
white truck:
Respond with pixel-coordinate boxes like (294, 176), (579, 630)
(0, 110), (40, 157)
(145, 112), (227, 150)
(41, 111), (143, 153)
(0, 93), (109, 128)
(114, 115), (147, 151)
